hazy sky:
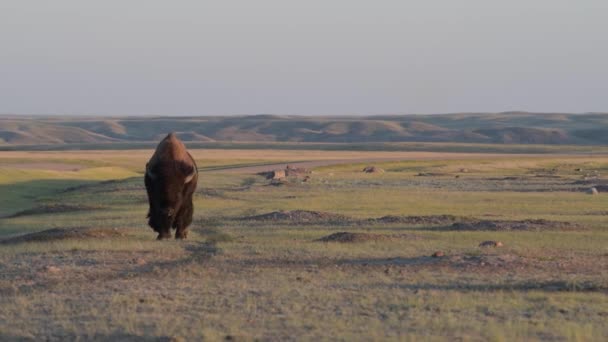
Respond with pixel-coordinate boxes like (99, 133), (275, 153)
(1, 1), (607, 115)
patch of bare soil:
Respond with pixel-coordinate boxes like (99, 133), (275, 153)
(240, 210), (353, 224)
(0, 227), (127, 244)
(368, 215), (471, 225)
(362, 166), (384, 173)
(343, 253), (529, 273)
(239, 210), (472, 226)
(258, 165), (311, 180)
(417, 172), (449, 177)
(315, 232), (420, 243)
(449, 219), (582, 231)
(7, 204), (102, 218)
(447, 254), (523, 269)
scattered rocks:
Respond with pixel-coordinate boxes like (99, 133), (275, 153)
(270, 169), (286, 180)
(259, 165), (311, 180)
(479, 240), (504, 248)
(285, 165), (311, 177)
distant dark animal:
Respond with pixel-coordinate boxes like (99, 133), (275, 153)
(144, 133), (198, 239)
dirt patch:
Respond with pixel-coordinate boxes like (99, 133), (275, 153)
(363, 166), (384, 173)
(315, 232), (420, 243)
(240, 210), (353, 224)
(7, 204), (103, 218)
(368, 215), (471, 225)
(258, 165), (311, 180)
(343, 253), (526, 272)
(0, 227), (127, 244)
(449, 219), (582, 231)
(316, 232), (386, 243)
(417, 172), (449, 177)
(479, 240), (504, 247)
(239, 211), (472, 226)
(285, 165), (311, 177)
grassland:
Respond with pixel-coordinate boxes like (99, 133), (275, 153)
(0, 148), (607, 341)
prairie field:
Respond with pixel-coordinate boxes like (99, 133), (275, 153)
(1, 147), (607, 341)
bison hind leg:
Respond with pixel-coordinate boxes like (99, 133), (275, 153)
(175, 228), (188, 239)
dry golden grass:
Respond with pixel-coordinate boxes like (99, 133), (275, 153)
(1, 149), (608, 340)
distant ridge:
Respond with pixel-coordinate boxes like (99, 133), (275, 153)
(1, 112), (607, 146)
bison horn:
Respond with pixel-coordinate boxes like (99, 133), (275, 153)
(184, 169), (196, 184)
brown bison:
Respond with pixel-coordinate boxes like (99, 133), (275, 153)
(145, 133), (198, 239)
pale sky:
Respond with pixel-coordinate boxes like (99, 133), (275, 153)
(1, 0), (607, 115)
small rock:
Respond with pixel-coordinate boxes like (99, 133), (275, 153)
(587, 187), (599, 195)
(479, 241), (503, 248)
(133, 258), (147, 266)
(431, 251), (445, 257)
(459, 168), (469, 173)
(45, 266), (61, 273)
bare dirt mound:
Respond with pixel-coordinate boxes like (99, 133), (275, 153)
(240, 210), (353, 224)
(317, 232), (386, 243)
(363, 166), (384, 173)
(0, 227), (127, 244)
(449, 219), (582, 231)
(316, 232), (418, 243)
(7, 204), (102, 218)
(369, 215), (471, 225)
(258, 165), (311, 180)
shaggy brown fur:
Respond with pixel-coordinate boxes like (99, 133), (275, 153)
(144, 133), (198, 240)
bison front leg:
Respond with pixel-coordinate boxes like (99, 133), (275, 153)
(174, 200), (193, 240)
(157, 229), (172, 240)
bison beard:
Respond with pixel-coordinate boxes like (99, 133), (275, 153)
(145, 133), (198, 240)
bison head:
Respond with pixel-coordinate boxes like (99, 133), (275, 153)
(145, 160), (196, 238)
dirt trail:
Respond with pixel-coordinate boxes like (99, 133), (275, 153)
(210, 153), (546, 174)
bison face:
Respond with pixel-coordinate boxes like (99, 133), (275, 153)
(145, 162), (196, 237)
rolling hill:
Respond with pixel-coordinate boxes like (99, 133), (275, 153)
(1, 112), (607, 146)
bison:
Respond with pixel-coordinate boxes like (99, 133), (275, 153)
(144, 133), (198, 239)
